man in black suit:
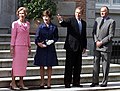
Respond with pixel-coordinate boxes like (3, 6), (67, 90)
(57, 7), (87, 88)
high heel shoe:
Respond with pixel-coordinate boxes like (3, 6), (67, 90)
(17, 83), (28, 90)
(39, 85), (45, 89)
(46, 84), (51, 89)
(19, 86), (28, 90)
(10, 83), (20, 90)
(39, 83), (45, 89)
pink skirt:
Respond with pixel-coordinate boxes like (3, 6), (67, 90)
(12, 45), (28, 76)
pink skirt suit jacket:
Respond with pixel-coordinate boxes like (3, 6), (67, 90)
(10, 20), (31, 76)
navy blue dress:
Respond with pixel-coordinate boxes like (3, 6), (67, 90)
(34, 23), (59, 67)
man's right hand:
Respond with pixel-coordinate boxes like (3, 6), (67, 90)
(57, 14), (63, 22)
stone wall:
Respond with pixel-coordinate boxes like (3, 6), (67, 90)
(56, 0), (86, 20)
(0, 0), (17, 33)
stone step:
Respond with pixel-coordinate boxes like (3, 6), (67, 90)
(0, 56), (94, 68)
(0, 42), (36, 50)
(1, 81), (120, 91)
(1, 73), (120, 87)
(0, 34), (35, 42)
(0, 42), (65, 50)
(0, 66), (64, 77)
(0, 64), (120, 77)
(0, 41), (89, 56)
(0, 34), (11, 42)
(0, 27), (66, 42)
(0, 49), (89, 59)
(82, 64), (120, 73)
(0, 49), (66, 58)
(0, 28), (10, 34)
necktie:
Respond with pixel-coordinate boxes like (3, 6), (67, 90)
(78, 20), (82, 33)
(99, 18), (104, 29)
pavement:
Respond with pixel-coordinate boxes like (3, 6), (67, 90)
(1, 82), (120, 91)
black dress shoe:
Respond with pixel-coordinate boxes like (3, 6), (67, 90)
(39, 86), (45, 89)
(65, 84), (71, 88)
(90, 83), (99, 87)
(100, 84), (107, 87)
(46, 86), (51, 89)
(73, 84), (83, 87)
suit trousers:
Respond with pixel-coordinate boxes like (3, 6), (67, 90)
(64, 49), (82, 85)
(92, 50), (111, 85)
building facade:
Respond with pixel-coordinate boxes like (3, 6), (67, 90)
(0, 0), (17, 33)
(0, 0), (98, 55)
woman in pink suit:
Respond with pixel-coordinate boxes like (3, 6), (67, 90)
(10, 7), (31, 90)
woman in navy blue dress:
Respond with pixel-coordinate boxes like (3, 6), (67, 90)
(34, 10), (59, 89)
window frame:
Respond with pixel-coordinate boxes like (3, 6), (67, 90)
(96, 0), (120, 9)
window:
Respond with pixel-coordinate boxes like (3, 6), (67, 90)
(96, 0), (120, 9)
(96, 0), (109, 4)
(113, 0), (120, 4)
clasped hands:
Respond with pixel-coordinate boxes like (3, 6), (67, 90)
(46, 40), (54, 45)
(96, 41), (102, 48)
(38, 40), (54, 48)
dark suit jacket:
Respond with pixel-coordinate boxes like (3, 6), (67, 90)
(60, 17), (87, 52)
(93, 17), (116, 52)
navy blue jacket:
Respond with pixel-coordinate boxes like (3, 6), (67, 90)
(34, 22), (59, 66)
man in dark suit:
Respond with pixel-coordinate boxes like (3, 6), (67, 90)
(57, 7), (87, 88)
(90, 6), (116, 87)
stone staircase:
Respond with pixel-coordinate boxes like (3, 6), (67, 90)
(0, 34), (120, 88)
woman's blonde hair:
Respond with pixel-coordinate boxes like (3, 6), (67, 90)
(16, 7), (28, 17)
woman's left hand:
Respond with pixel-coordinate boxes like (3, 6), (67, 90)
(82, 48), (86, 54)
(10, 46), (14, 56)
(28, 47), (31, 55)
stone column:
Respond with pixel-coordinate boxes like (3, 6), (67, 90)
(86, 0), (96, 55)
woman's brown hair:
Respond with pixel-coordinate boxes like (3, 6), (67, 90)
(42, 10), (52, 18)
